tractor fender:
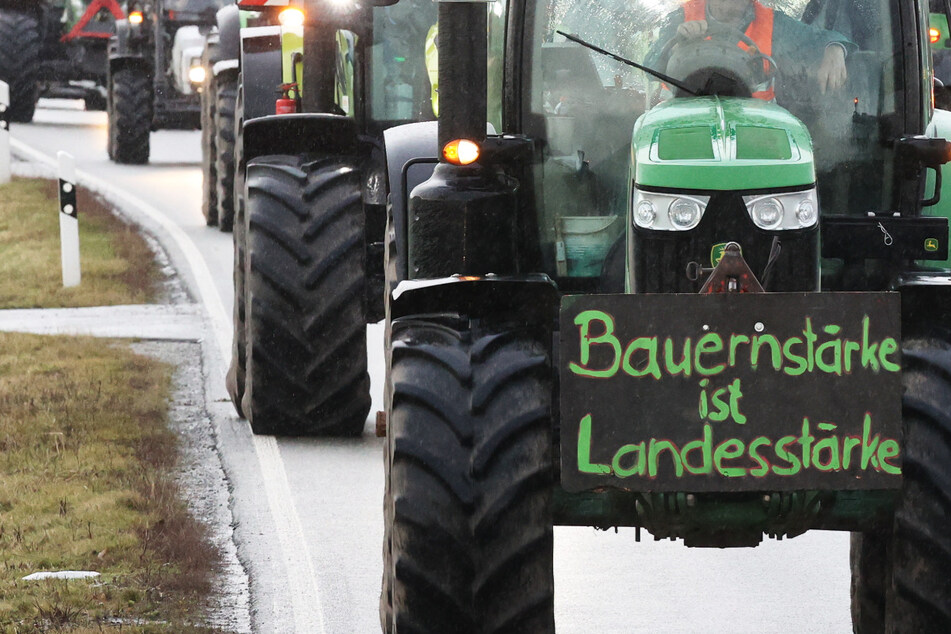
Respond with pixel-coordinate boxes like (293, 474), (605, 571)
(243, 113), (359, 167)
(390, 275), (559, 324)
(213, 3), (241, 74)
(240, 25), (282, 121)
(383, 121), (439, 283)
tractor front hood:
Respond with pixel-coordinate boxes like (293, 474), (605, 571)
(632, 96), (815, 192)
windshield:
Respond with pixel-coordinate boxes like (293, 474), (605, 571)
(523, 0), (908, 279)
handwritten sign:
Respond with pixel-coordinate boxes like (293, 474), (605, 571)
(558, 293), (902, 493)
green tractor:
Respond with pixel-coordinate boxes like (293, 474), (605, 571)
(225, 0), (440, 434)
(379, 0), (951, 631)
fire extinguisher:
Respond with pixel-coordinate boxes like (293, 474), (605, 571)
(276, 82), (299, 115)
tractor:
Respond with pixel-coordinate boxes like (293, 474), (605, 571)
(224, 0), (439, 435)
(107, 0), (228, 164)
(0, 0), (122, 122)
(378, 0), (951, 631)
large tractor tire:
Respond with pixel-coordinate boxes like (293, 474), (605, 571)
(384, 317), (555, 633)
(225, 83), (246, 415)
(109, 68), (152, 165)
(850, 337), (951, 633)
(0, 10), (40, 123)
(214, 71), (239, 232)
(200, 70), (218, 226)
(241, 154), (370, 435)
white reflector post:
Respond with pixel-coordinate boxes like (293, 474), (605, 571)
(58, 151), (81, 288)
(0, 80), (10, 186)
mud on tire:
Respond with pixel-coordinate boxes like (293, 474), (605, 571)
(0, 10), (40, 123)
(384, 318), (555, 633)
(225, 82), (246, 414)
(850, 338), (951, 633)
(109, 68), (152, 165)
(200, 69), (218, 226)
(241, 154), (370, 435)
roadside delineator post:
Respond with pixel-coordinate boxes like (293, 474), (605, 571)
(0, 80), (10, 186)
(58, 151), (81, 287)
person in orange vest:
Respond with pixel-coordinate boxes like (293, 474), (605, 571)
(644, 0), (854, 99)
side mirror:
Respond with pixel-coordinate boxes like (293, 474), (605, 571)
(895, 135), (951, 206)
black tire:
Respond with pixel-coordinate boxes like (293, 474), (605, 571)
(200, 70), (218, 226)
(0, 10), (40, 123)
(379, 202), (398, 633)
(385, 318), (555, 633)
(225, 82), (246, 415)
(241, 154), (370, 435)
(215, 71), (239, 232)
(850, 338), (951, 633)
(109, 68), (152, 165)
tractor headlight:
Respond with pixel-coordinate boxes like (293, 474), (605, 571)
(188, 64), (206, 85)
(743, 188), (819, 230)
(632, 189), (709, 231)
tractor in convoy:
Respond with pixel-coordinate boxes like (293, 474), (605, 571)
(0, 0), (123, 122)
(107, 0), (229, 163)
(377, 0), (951, 631)
(218, 0), (438, 436)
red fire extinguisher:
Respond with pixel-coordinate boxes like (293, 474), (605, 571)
(276, 83), (299, 115)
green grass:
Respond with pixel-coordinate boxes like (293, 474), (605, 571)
(0, 178), (159, 309)
(0, 333), (221, 633)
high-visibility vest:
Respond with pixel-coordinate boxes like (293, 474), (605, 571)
(682, 0), (775, 101)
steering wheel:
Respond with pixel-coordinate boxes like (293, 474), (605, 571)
(654, 22), (779, 97)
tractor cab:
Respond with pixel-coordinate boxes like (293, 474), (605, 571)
(522, 0), (945, 295)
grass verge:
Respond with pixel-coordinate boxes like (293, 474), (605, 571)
(0, 333), (220, 633)
(0, 178), (159, 309)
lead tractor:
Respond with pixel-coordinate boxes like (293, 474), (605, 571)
(0, 0), (122, 122)
(378, 0), (951, 631)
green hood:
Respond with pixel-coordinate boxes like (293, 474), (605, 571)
(631, 96), (815, 192)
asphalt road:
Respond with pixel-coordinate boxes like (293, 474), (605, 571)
(11, 100), (854, 633)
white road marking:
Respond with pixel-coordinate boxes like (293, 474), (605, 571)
(11, 139), (328, 633)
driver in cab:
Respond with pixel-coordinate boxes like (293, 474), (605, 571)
(645, 0), (855, 98)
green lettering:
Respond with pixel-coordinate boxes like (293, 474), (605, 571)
(799, 418), (815, 469)
(648, 440), (684, 478)
(844, 340), (860, 373)
(729, 334), (750, 368)
(663, 337), (692, 377)
(860, 414), (881, 470)
(714, 439), (746, 477)
(843, 436), (861, 469)
(681, 423), (713, 475)
(782, 337), (807, 376)
(815, 339), (843, 375)
(698, 378), (710, 419)
(577, 414), (611, 475)
(803, 318), (818, 372)
(861, 316), (880, 371)
(727, 378), (746, 424)
(773, 436), (803, 476)
(708, 387), (731, 422)
(812, 437), (842, 471)
(877, 439), (901, 475)
(748, 436), (771, 477)
(879, 338), (900, 372)
(751, 334), (782, 370)
(569, 310), (622, 378)
(612, 442), (646, 477)
(622, 337), (661, 379)
(695, 333), (726, 376)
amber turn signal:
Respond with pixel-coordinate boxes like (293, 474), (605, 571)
(128, 10), (144, 25)
(442, 139), (480, 165)
(931, 27), (941, 44)
(279, 7), (305, 28)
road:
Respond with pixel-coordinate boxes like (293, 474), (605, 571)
(11, 100), (854, 633)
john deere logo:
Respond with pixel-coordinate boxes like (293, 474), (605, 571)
(711, 243), (740, 267)
(925, 238), (940, 252)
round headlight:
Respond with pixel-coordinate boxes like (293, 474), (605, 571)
(751, 197), (783, 230)
(796, 199), (817, 227)
(635, 200), (656, 227)
(668, 198), (702, 230)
